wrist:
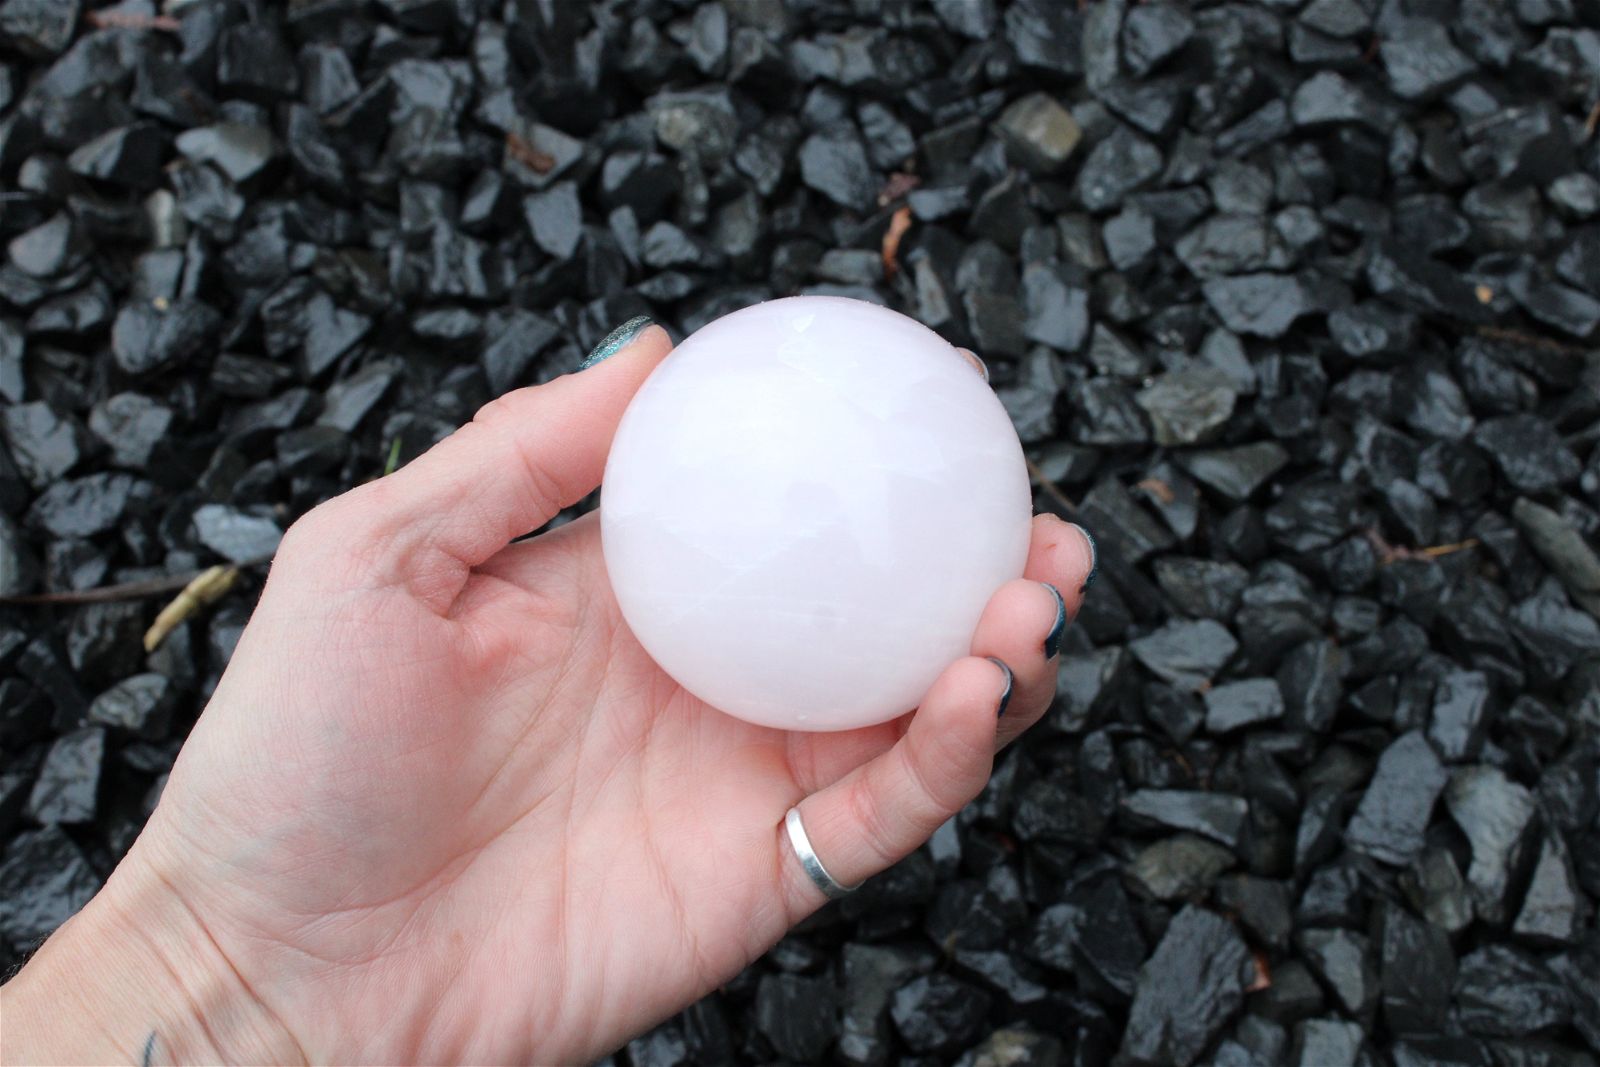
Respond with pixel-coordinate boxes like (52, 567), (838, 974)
(1, 840), (306, 1066)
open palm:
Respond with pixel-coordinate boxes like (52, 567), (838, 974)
(118, 326), (1092, 1065)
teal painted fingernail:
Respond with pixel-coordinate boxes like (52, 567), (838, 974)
(986, 657), (1014, 718)
(1073, 523), (1098, 594)
(580, 315), (652, 369)
(1041, 583), (1066, 659)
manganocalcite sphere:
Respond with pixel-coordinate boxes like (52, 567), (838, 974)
(600, 296), (1032, 731)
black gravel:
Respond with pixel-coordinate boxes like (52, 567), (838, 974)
(2, 2), (1599, 1065)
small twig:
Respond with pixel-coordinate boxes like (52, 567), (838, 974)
(1365, 527), (1480, 565)
(505, 132), (554, 174)
(1247, 949), (1273, 993)
(1474, 325), (1590, 358)
(1135, 477), (1175, 505)
(1026, 456), (1079, 514)
(86, 10), (181, 31)
(1418, 538), (1480, 559)
(880, 206), (912, 283)
(0, 571), (206, 606)
(1585, 100), (1600, 140)
(144, 566), (242, 652)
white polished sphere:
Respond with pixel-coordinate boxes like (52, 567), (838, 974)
(600, 296), (1032, 731)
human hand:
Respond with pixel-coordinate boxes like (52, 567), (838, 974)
(1, 322), (1094, 1065)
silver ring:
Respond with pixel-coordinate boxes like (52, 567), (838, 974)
(785, 806), (860, 899)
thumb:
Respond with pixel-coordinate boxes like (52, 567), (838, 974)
(295, 317), (671, 611)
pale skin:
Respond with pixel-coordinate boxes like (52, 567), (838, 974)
(1, 326), (1094, 1066)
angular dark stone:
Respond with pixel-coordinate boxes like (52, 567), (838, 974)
(1455, 945), (1571, 1037)
(1077, 126), (1163, 213)
(8, 213), (85, 278)
(1549, 937), (1600, 1053)
(1378, 900), (1456, 1033)
(1512, 498), (1600, 617)
(1154, 557), (1249, 620)
(1120, 906), (1254, 1067)
(28, 472), (138, 538)
(1289, 1018), (1363, 1067)
(1251, 958), (1326, 1025)
(1177, 215), (1288, 279)
(0, 827), (100, 947)
(953, 1027), (1064, 1067)
(88, 393), (172, 470)
(1069, 378), (1151, 447)
(319, 360), (400, 433)
(1401, 850), (1475, 935)
(1381, 19), (1477, 100)
(1513, 832), (1587, 946)
(798, 127), (876, 212)
(1129, 619), (1239, 689)
(1263, 479), (1365, 553)
(111, 300), (221, 376)
(839, 943), (929, 1066)
(1278, 639), (1344, 734)
(754, 973), (837, 1061)
(1127, 833), (1235, 901)
(1121, 4), (1193, 78)
(1176, 443), (1289, 505)
(1, 400), (80, 488)
(26, 726), (105, 825)
(1346, 731), (1449, 866)
(1299, 927), (1377, 1016)
(0, 0), (81, 58)
(523, 182), (583, 260)
(1447, 766), (1536, 923)
(1205, 678), (1285, 734)
(1428, 669), (1491, 761)
(1213, 874), (1293, 951)
(1135, 363), (1236, 447)
(175, 123), (279, 183)
(1202, 273), (1321, 339)
(217, 23), (299, 101)
(1123, 789), (1248, 849)
(300, 294), (372, 379)
(1291, 71), (1394, 130)
(1300, 0), (1370, 37)
(88, 673), (175, 740)
(994, 93), (1083, 174)
(1474, 415), (1581, 493)
(481, 310), (561, 396)
(0, 511), (39, 595)
(1367, 241), (1492, 323)
(193, 504), (283, 564)
(641, 222), (705, 270)
(890, 974), (991, 1054)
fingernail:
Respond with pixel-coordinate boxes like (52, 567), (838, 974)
(986, 657), (1013, 717)
(1071, 522), (1098, 595)
(580, 315), (653, 370)
(1041, 582), (1066, 659)
(956, 347), (988, 382)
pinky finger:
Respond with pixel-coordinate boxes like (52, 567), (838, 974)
(776, 656), (1010, 919)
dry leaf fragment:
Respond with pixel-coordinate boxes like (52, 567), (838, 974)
(881, 205), (913, 282)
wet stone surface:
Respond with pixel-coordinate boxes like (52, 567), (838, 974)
(1, 2), (1598, 1064)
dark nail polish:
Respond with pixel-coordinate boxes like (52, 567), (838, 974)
(1041, 582), (1066, 659)
(580, 315), (652, 370)
(1073, 523), (1098, 595)
(986, 657), (1013, 717)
